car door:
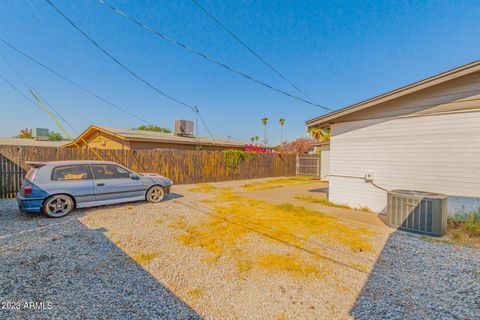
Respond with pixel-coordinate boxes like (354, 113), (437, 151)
(90, 164), (146, 202)
(49, 164), (96, 206)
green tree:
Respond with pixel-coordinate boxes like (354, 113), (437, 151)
(261, 117), (268, 145)
(279, 118), (285, 147)
(254, 136), (259, 144)
(48, 131), (66, 141)
(250, 137), (255, 143)
(136, 124), (171, 133)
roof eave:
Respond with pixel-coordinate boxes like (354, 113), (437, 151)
(306, 60), (480, 127)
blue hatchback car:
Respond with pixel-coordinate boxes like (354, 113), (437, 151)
(17, 160), (173, 218)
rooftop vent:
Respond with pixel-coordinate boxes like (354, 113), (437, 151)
(32, 128), (49, 141)
(174, 120), (194, 137)
(387, 190), (448, 236)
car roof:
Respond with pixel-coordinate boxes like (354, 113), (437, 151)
(27, 160), (120, 167)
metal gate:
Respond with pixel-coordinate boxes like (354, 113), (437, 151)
(295, 155), (321, 179)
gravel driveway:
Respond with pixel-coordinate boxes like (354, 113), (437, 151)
(1, 178), (479, 319)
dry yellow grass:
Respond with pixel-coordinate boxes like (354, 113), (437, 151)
(241, 176), (317, 191)
(176, 193), (374, 277)
(132, 252), (158, 264)
(294, 195), (375, 213)
(188, 184), (232, 193)
(188, 287), (203, 298)
(257, 254), (321, 277)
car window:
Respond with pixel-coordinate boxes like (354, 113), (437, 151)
(91, 164), (131, 179)
(51, 165), (92, 181)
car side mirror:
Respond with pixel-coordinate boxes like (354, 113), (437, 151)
(129, 173), (140, 180)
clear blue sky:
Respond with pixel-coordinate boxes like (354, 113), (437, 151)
(0, 0), (479, 144)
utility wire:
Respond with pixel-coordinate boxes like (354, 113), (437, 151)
(1, 55), (80, 135)
(45, 0), (217, 140)
(92, 0), (331, 110)
(27, 0), (58, 44)
(45, 0), (195, 112)
(0, 37), (154, 126)
(197, 111), (216, 143)
(190, 0), (316, 103)
(0, 72), (42, 110)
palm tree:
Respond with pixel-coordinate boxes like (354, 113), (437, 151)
(254, 136), (259, 145)
(308, 127), (330, 142)
(250, 137), (255, 144)
(18, 128), (33, 139)
(261, 117), (268, 145)
(279, 118), (285, 147)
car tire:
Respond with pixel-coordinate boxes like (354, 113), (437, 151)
(146, 185), (165, 203)
(43, 194), (74, 218)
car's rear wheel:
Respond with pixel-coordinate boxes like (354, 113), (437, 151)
(43, 195), (74, 218)
(146, 186), (165, 203)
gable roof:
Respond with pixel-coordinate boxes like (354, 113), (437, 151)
(306, 60), (480, 127)
(64, 125), (246, 148)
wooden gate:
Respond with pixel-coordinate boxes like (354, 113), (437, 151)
(296, 155), (321, 179)
(0, 153), (26, 199)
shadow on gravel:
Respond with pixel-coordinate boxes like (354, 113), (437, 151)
(167, 192), (184, 200)
(0, 206), (201, 319)
(350, 230), (480, 319)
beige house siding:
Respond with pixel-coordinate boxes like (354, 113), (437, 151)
(328, 110), (480, 214)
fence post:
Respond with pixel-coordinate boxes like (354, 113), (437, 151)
(316, 157), (320, 179)
(295, 154), (299, 176)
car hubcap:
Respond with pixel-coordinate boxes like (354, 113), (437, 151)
(149, 187), (164, 202)
(47, 197), (72, 216)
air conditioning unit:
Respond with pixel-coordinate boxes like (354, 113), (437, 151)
(174, 120), (194, 137)
(387, 190), (448, 236)
(32, 128), (49, 141)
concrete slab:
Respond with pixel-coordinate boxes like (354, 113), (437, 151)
(239, 182), (390, 231)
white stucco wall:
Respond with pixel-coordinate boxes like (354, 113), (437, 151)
(328, 110), (480, 214)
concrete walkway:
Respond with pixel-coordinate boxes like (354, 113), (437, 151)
(240, 182), (390, 231)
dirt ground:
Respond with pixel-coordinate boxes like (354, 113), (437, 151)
(1, 177), (479, 319)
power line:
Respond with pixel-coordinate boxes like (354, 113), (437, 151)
(1, 55), (79, 136)
(190, 0), (317, 103)
(0, 73), (42, 110)
(27, 0), (58, 44)
(92, 0), (331, 110)
(0, 37), (154, 126)
(45, 0), (196, 112)
(197, 111), (216, 143)
(44, 0), (217, 140)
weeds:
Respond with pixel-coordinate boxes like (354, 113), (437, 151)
(241, 176), (317, 191)
(447, 212), (480, 247)
(188, 287), (203, 298)
(132, 252), (158, 264)
(175, 193), (373, 277)
(294, 195), (374, 213)
(188, 184), (232, 193)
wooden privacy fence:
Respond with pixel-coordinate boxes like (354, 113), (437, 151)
(0, 145), (298, 199)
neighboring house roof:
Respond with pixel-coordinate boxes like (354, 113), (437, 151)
(0, 137), (68, 147)
(64, 125), (246, 148)
(306, 60), (480, 127)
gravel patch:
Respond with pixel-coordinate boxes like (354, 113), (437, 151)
(0, 199), (200, 319)
(1, 178), (479, 319)
(350, 232), (480, 319)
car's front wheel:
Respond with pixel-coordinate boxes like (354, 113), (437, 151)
(43, 194), (74, 218)
(146, 186), (165, 203)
